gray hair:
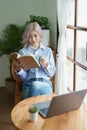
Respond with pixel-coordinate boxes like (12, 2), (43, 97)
(22, 22), (42, 46)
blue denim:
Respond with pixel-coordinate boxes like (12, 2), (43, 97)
(23, 78), (53, 99)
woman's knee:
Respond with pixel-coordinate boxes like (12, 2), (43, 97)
(31, 81), (52, 95)
(40, 85), (52, 95)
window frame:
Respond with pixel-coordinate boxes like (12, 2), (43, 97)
(67, 0), (87, 91)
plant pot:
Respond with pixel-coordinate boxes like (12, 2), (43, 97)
(5, 77), (15, 94)
(41, 29), (50, 47)
(29, 111), (38, 122)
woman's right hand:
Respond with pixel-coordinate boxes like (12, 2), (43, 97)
(14, 60), (24, 72)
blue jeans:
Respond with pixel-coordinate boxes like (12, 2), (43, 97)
(23, 78), (53, 99)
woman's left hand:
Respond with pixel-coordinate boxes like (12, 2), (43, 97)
(40, 56), (48, 69)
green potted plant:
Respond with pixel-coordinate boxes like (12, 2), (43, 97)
(0, 24), (25, 93)
(26, 15), (49, 29)
(26, 15), (50, 46)
(29, 105), (38, 122)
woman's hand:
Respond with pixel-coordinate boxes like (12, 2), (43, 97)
(14, 60), (25, 72)
(40, 56), (48, 69)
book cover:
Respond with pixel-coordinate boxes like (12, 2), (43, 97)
(10, 52), (40, 70)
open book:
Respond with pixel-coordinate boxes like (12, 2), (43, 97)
(10, 52), (40, 70)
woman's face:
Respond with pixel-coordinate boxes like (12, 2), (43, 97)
(28, 30), (41, 49)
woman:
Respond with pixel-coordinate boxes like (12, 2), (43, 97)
(15, 22), (56, 98)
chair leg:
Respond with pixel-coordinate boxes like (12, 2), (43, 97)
(14, 82), (23, 105)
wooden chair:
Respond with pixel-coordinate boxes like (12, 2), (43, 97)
(11, 60), (23, 105)
(11, 50), (56, 105)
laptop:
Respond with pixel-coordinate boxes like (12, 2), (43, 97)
(33, 89), (87, 118)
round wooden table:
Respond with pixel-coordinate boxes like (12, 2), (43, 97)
(11, 94), (87, 130)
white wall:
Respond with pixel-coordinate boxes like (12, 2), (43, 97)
(0, 0), (57, 87)
(0, 55), (10, 87)
(41, 0), (57, 49)
(0, 0), (44, 35)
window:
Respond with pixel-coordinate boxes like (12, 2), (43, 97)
(66, 0), (87, 91)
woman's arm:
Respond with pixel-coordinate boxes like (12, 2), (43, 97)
(40, 48), (56, 78)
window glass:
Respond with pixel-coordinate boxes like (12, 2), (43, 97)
(67, 0), (74, 25)
(66, 60), (73, 91)
(76, 31), (87, 66)
(76, 66), (87, 90)
(66, 29), (74, 58)
(77, 0), (87, 27)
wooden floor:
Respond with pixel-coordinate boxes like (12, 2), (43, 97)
(0, 87), (17, 130)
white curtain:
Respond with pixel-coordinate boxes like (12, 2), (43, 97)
(55, 0), (73, 95)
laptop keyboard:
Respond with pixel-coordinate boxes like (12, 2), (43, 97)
(39, 107), (49, 116)
(33, 100), (51, 109)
